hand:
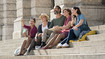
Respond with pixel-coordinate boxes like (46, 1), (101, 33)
(35, 39), (38, 42)
(54, 26), (60, 29)
(73, 26), (78, 31)
(38, 33), (42, 37)
(28, 36), (31, 39)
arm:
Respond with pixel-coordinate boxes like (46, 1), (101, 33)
(21, 18), (30, 29)
(73, 19), (84, 31)
(21, 18), (24, 27)
(75, 19), (84, 28)
(60, 21), (71, 30)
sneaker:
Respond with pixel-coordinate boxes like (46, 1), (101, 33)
(35, 46), (41, 50)
(56, 43), (63, 48)
(62, 43), (69, 48)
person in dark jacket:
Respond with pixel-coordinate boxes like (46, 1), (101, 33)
(26, 13), (51, 54)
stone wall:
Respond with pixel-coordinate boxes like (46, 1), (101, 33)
(13, 0), (31, 39)
(50, 0), (105, 26)
(13, 0), (52, 39)
(31, 0), (52, 27)
(0, 0), (3, 40)
(2, 0), (16, 40)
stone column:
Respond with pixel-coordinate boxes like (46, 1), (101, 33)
(51, 0), (105, 26)
(13, 0), (31, 39)
(0, 0), (3, 40)
(31, 0), (52, 27)
(2, 0), (16, 40)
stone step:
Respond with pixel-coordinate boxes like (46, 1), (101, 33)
(96, 30), (105, 34)
(72, 39), (105, 47)
(1, 54), (105, 59)
(87, 33), (105, 41)
(34, 41), (105, 55)
(90, 25), (105, 30)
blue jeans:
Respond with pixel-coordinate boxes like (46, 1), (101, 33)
(61, 29), (77, 44)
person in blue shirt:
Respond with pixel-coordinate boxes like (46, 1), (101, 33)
(57, 7), (90, 48)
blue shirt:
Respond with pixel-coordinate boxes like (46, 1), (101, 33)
(75, 14), (86, 26)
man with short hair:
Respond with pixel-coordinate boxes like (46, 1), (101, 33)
(41, 5), (66, 47)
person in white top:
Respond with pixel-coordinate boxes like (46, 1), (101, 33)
(26, 13), (51, 54)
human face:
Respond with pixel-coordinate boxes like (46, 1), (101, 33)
(41, 16), (47, 22)
(71, 8), (77, 15)
(54, 7), (60, 14)
(63, 10), (69, 17)
(29, 19), (35, 26)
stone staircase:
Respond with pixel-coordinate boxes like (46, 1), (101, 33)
(0, 25), (105, 59)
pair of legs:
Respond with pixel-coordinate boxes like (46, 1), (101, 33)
(60, 29), (77, 44)
(19, 38), (32, 55)
(42, 29), (54, 46)
(27, 35), (42, 53)
(43, 32), (66, 49)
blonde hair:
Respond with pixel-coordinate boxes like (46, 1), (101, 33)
(39, 13), (49, 21)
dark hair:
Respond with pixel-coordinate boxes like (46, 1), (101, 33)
(63, 9), (71, 15)
(73, 7), (81, 15)
(30, 17), (36, 23)
(55, 5), (61, 13)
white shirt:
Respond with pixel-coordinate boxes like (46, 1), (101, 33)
(42, 25), (48, 32)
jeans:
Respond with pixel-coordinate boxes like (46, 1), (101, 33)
(61, 29), (77, 44)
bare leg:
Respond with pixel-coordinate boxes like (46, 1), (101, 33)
(19, 38), (32, 55)
(19, 40), (27, 55)
(50, 34), (65, 48)
(44, 34), (58, 48)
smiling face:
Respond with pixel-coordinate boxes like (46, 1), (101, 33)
(63, 10), (70, 17)
(54, 6), (61, 14)
(29, 19), (35, 26)
(71, 8), (77, 15)
(40, 16), (47, 22)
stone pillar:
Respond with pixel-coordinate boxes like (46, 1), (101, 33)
(2, 0), (16, 40)
(50, 0), (105, 26)
(31, 0), (52, 27)
(13, 0), (31, 39)
(0, 0), (3, 40)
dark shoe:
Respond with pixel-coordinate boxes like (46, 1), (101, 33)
(41, 42), (46, 47)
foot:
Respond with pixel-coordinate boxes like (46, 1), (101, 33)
(41, 42), (46, 47)
(35, 46), (41, 50)
(62, 43), (69, 48)
(56, 43), (63, 49)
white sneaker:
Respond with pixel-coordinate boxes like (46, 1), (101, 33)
(62, 43), (69, 48)
(56, 43), (63, 48)
(35, 46), (41, 50)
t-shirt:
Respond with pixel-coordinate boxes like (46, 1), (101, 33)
(42, 25), (48, 32)
(49, 15), (66, 28)
(75, 14), (86, 25)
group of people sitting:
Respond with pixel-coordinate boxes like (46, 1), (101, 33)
(17, 5), (91, 56)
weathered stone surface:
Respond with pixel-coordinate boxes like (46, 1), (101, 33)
(3, 11), (16, 18)
(2, 26), (13, 40)
(31, 7), (51, 17)
(98, 25), (105, 30)
(0, 4), (3, 11)
(4, 3), (16, 10)
(31, 0), (52, 8)
(3, 18), (16, 25)
(0, 12), (3, 18)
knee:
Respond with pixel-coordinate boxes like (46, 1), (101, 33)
(58, 34), (62, 37)
(44, 29), (49, 32)
(24, 40), (27, 42)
